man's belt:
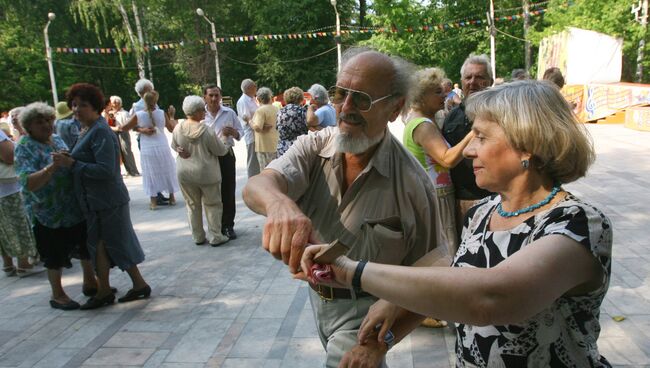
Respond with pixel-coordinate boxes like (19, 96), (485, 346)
(309, 282), (371, 300)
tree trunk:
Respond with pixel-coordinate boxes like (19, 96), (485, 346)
(523, 0), (531, 73)
(116, 1), (145, 79)
(359, 0), (366, 27)
(637, 0), (648, 82)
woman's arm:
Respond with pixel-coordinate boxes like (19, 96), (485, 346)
(122, 114), (139, 132)
(251, 112), (264, 133)
(57, 129), (117, 180)
(304, 234), (603, 327)
(0, 139), (14, 164)
(165, 108), (177, 133)
(24, 164), (58, 192)
(413, 122), (474, 169)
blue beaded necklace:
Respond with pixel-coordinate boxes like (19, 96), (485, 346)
(496, 185), (562, 218)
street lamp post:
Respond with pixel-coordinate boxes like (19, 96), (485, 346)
(330, 0), (341, 72)
(44, 12), (58, 105)
(196, 8), (222, 88)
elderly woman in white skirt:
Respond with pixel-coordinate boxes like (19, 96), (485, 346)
(171, 96), (230, 247)
(125, 91), (179, 210)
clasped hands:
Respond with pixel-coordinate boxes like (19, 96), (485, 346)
(50, 151), (74, 169)
(263, 203), (396, 367)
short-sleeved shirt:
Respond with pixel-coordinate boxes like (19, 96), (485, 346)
(276, 104), (307, 156)
(452, 194), (612, 368)
(266, 127), (443, 265)
(315, 104), (336, 128)
(14, 135), (83, 228)
(251, 104), (279, 153)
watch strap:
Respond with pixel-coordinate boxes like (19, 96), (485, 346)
(352, 260), (367, 292)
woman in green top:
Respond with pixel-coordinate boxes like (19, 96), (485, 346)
(403, 67), (474, 254)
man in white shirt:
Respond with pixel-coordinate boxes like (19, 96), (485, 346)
(236, 79), (260, 177)
(203, 84), (244, 240)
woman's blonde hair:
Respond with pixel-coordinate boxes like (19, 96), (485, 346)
(465, 80), (595, 184)
(143, 91), (159, 111)
(410, 67), (446, 112)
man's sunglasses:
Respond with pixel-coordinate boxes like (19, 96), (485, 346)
(328, 86), (393, 112)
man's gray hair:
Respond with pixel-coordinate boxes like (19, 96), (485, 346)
(461, 54), (493, 81)
(240, 79), (255, 93)
(308, 84), (329, 105)
(9, 107), (24, 121)
(182, 95), (206, 117)
(340, 47), (414, 114)
(19, 102), (55, 133)
(256, 87), (273, 104)
(134, 79), (154, 96)
(110, 95), (122, 106)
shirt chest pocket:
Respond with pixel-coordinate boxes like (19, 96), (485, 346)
(356, 216), (407, 265)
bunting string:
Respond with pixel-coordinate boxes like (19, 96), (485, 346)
(53, 9), (545, 55)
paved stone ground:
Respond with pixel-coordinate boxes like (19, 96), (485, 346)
(0, 123), (648, 367)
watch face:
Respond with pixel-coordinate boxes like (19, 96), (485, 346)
(384, 329), (395, 349)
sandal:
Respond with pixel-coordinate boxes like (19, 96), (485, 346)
(3, 266), (16, 277)
(16, 266), (46, 278)
(421, 317), (448, 328)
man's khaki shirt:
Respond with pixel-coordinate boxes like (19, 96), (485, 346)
(266, 127), (443, 266)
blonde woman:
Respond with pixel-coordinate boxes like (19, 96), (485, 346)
(404, 67), (474, 254)
(125, 91), (178, 210)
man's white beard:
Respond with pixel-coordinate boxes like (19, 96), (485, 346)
(335, 131), (384, 154)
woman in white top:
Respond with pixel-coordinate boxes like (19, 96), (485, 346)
(125, 91), (179, 210)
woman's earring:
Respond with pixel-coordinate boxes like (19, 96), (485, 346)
(521, 159), (530, 169)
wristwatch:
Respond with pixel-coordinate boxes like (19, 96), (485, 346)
(383, 329), (395, 351)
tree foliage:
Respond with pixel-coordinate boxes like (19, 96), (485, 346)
(1, 0), (647, 112)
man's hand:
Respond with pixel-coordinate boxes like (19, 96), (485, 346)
(167, 105), (176, 119)
(222, 126), (239, 139)
(176, 146), (191, 159)
(358, 300), (400, 345)
(338, 339), (387, 368)
(263, 198), (312, 274)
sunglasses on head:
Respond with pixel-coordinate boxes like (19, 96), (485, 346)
(328, 86), (393, 112)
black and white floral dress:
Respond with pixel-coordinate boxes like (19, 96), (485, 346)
(276, 103), (307, 156)
(452, 193), (612, 368)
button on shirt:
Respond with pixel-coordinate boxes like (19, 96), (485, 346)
(266, 127), (444, 265)
(204, 105), (244, 148)
(236, 94), (258, 145)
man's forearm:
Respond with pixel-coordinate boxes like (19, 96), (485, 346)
(242, 171), (289, 215)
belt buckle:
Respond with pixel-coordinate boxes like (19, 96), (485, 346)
(317, 284), (334, 301)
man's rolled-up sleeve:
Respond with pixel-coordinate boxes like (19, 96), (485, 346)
(265, 133), (324, 201)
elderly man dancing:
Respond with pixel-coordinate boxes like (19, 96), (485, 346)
(244, 48), (446, 367)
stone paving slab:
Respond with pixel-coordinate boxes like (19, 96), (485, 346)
(0, 124), (647, 367)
